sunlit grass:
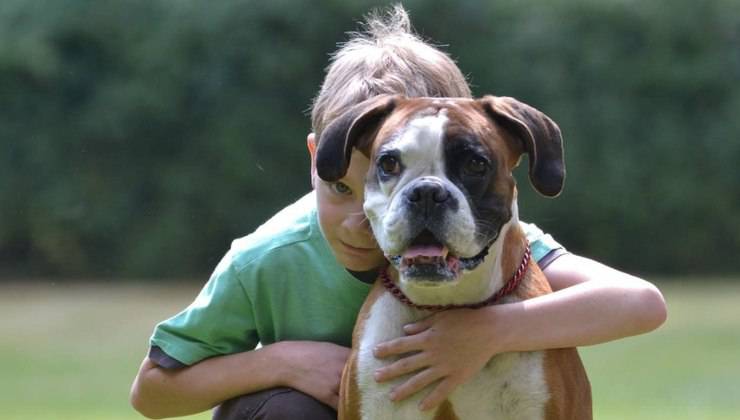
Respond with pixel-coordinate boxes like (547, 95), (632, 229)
(0, 281), (210, 420)
(581, 279), (740, 420)
(1, 279), (738, 419)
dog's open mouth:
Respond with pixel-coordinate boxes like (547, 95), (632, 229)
(388, 230), (493, 282)
(401, 230), (459, 281)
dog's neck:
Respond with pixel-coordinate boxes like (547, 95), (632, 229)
(392, 203), (528, 307)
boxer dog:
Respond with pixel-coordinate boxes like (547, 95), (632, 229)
(316, 95), (591, 419)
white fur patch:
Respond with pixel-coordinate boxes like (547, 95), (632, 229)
(364, 111), (479, 259)
(357, 291), (549, 420)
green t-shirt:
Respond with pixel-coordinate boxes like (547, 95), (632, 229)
(150, 192), (564, 366)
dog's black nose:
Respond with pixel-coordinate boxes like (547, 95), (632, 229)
(406, 179), (449, 203)
(405, 179), (453, 219)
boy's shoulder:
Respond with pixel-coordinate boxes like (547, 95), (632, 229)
(227, 191), (328, 272)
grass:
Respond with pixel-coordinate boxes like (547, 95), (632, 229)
(0, 281), (211, 420)
(580, 279), (740, 420)
(1, 279), (738, 419)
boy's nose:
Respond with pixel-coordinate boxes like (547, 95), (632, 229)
(345, 211), (373, 236)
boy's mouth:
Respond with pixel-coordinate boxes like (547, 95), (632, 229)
(342, 240), (377, 251)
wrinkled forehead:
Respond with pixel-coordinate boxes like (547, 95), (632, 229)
(370, 98), (500, 156)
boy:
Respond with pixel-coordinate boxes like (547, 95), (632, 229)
(130, 6), (666, 419)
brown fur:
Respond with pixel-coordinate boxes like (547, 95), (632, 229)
(339, 281), (386, 419)
(503, 223), (592, 419)
(339, 351), (362, 420)
(336, 97), (589, 419)
(543, 349), (593, 419)
(503, 225), (592, 419)
(502, 225), (533, 291)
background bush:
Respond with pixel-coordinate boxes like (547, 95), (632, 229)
(1, 0), (739, 279)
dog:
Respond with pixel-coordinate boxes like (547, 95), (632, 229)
(316, 94), (592, 419)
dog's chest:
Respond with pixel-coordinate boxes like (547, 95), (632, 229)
(356, 293), (550, 420)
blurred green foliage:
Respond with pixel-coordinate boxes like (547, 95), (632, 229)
(1, 0), (739, 279)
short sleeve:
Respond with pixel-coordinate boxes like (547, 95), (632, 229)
(149, 253), (260, 366)
(148, 346), (187, 369)
(519, 221), (567, 268)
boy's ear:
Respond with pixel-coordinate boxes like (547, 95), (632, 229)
(307, 133), (317, 188)
(316, 94), (400, 182)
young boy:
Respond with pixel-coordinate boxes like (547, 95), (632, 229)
(130, 7), (666, 420)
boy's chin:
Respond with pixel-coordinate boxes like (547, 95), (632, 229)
(338, 253), (384, 273)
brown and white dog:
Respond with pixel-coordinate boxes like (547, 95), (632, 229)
(316, 95), (592, 419)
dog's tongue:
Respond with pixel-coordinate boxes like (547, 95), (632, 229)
(403, 244), (448, 261)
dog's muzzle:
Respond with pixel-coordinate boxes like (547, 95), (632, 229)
(385, 178), (490, 283)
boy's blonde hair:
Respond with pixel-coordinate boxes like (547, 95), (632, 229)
(310, 5), (471, 138)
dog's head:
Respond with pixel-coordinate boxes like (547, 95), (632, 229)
(317, 95), (564, 288)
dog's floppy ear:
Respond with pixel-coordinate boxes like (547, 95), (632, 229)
(316, 95), (399, 182)
(480, 96), (565, 197)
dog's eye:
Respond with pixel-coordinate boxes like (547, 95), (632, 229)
(463, 156), (489, 177)
(378, 155), (401, 176)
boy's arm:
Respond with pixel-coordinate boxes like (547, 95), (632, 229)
(372, 253), (667, 411)
(130, 341), (349, 418)
(501, 253), (667, 349)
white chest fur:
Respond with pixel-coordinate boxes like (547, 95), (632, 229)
(356, 293), (550, 420)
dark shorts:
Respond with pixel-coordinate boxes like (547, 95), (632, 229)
(212, 387), (336, 420)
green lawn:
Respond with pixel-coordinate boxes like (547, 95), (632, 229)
(0, 282), (211, 420)
(1, 279), (738, 419)
(580, 279), (740, 420)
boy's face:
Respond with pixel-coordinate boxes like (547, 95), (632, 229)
(308, 134), (385, 271)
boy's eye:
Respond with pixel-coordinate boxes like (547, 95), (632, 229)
(330, 182), (352, 195)
(378, 154), (401, 176)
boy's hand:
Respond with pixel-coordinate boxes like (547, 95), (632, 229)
(276, 341), (350, 409)
(372, 308), (501, 411)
